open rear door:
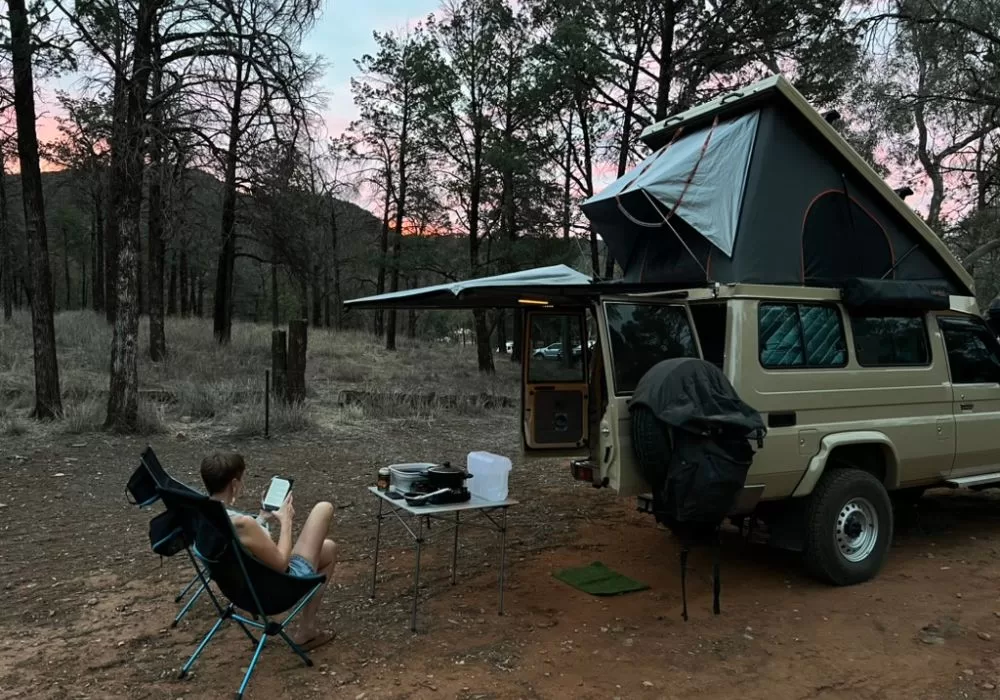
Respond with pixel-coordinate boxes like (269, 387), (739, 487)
(521, 310), (591, 455)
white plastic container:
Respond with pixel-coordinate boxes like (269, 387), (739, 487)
(467, 451), (512, 502)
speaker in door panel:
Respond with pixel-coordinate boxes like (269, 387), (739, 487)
(533, 389), (584, 445)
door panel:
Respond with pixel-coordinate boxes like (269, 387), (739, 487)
(938, 316), (1000, 478)
(522, 310), (590, 453)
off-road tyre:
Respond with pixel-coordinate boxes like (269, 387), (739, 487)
(630, 404), (671, 486)
(803, 468), (893, 586)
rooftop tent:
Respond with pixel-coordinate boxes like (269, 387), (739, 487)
(343, 264), (595, 310)
(583, 75), (975, 297)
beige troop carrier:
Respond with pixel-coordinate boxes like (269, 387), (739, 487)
(347, 76), (1000, 585)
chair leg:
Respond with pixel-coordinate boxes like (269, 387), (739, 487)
(277, 629), (313, 667)
(175, 570), (202, 604)
(234, 618), (260, 648)
(179, 613), (228, 679)
(172, 582), (207, 627)
(235, 634), (268, 700)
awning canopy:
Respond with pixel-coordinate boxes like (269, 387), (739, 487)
(344, 265), (595, 310)
(581, 111), (759, 269)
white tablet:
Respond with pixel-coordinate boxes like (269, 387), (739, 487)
(262, 476), (293, 511)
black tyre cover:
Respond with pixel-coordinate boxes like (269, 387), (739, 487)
(631, 403), (671, 488)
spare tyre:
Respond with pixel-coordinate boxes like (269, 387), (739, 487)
(630, 403), (672, 487)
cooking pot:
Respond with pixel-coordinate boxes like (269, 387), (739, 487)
(388, 463), (434, 494)
(425, 463), (472, 491)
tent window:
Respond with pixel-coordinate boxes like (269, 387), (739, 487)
(759, 303), (847, 369)
(849, 314), (930, 367)
(604, 303), (698, 394)
(801, 190), (893, 283)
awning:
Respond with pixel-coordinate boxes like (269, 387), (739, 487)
(581, 111), (759, 268)
(344, 265), (595, 310)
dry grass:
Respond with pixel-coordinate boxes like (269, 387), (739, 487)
(1, 311), (517, 436)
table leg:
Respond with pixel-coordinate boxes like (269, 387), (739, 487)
(411, 515), (423, 632)
(498, 507), (508, 616)
(451, 511), (460, 585)
(370, 497), (384, 599)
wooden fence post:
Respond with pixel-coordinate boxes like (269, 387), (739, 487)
(271, 329), (287, 400)
(286, 319), (308, 403)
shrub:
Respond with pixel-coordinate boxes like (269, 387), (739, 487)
(60, 397), (104, 434)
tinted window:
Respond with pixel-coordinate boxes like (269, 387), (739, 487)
(527, 314), (586, 383)
(605, 303), (697, 394)
(759, 303), (846, 368)
(690, 303), (727, 369)
(939, 317), (1000, 384)
(851, 315), (929, 366)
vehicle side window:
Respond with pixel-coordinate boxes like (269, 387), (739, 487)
(605, 303), (698, 394)
(939, 317), (1000, 385)
(850, 314), (929, 366)
(758, 303), (846, 369)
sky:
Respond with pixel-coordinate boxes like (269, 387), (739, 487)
(302, 0), (440, 138)
(35, 0), (442, 152)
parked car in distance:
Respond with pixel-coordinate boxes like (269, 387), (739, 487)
(533, 343), (563, 359)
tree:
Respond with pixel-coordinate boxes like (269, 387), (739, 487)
(6, 0), (63, 418)
(352, 25), (440, 350)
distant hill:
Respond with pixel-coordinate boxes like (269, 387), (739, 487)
(2, 167), (590, 332)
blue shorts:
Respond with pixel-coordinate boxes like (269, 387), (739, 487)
(287, 554), (315, 577)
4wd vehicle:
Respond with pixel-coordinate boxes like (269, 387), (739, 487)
(346, 75), (1000, 586)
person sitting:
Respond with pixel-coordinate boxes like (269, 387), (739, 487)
(200, 452), (337, 650)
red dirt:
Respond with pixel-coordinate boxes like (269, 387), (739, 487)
(3, 415), (1000, 700)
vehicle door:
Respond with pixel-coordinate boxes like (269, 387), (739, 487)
(937, 315), (1000, 478)
(521, 309), (591, 455)
(596, 298), (701, 496)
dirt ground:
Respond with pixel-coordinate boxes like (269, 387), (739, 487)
(4, 410), (1000, 700)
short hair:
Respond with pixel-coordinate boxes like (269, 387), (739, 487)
(200, 452), (246, 495)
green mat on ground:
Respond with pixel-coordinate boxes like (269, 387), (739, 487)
(553, 561), (650, 596)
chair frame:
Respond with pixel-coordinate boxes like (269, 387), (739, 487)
(128, 446), (208, 626)
(157, 486), (325, 700)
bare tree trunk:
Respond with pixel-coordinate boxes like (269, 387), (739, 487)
(510, 307), (522, 363)
(654, 1), (676, 122)
(179, 247), (189, 317)
(105, 74), (125, 326)
(61, 225), (71, 310)
(167, 249), (177, 315)
(0, 166), (11, 322)
(329, 198), (342, 330)
(106, 0), (157, 432)
(311, 263), (322, 327)
(8, 0), (62, 417)
(81, 254), (87, 308)
(271, 259), (279, 327)
(92, 180), (105, 311)
(213, 57), (247, 344)
(375, 183), (391, 338)
(196, 274), (204, 317)
(147, 51), (166, 363)
(323, 265), (330, 328)
(188, 264), (197, 316)
(286, 319), (307, 403)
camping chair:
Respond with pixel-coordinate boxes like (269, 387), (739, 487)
(125, 446), (208, 626)
(156, 485), (327, 700)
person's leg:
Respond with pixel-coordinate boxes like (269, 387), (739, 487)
(290, 501), (334, 568)
(289, 503), (336, 645)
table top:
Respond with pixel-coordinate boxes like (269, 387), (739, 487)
(367, 486), (518, 515)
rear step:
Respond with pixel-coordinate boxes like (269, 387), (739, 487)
(945, 472), (1000, 489)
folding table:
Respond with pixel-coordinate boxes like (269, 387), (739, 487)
(367, 487), (518, 631)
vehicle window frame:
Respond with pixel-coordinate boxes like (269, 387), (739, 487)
(757, 302), (848, 370)
(937, 315), (1000, 385)
(601, 300), (700, 397)
(525, 312), (589, 385)
(849, 311), (931, 368)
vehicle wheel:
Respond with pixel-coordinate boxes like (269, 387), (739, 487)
(630, 404), (671, 486)
(803, 468), (893, 586)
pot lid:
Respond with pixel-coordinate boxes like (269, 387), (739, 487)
(427, 464), (465, 475)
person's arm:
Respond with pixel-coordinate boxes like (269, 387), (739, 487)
(234, 494), (294, 572)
